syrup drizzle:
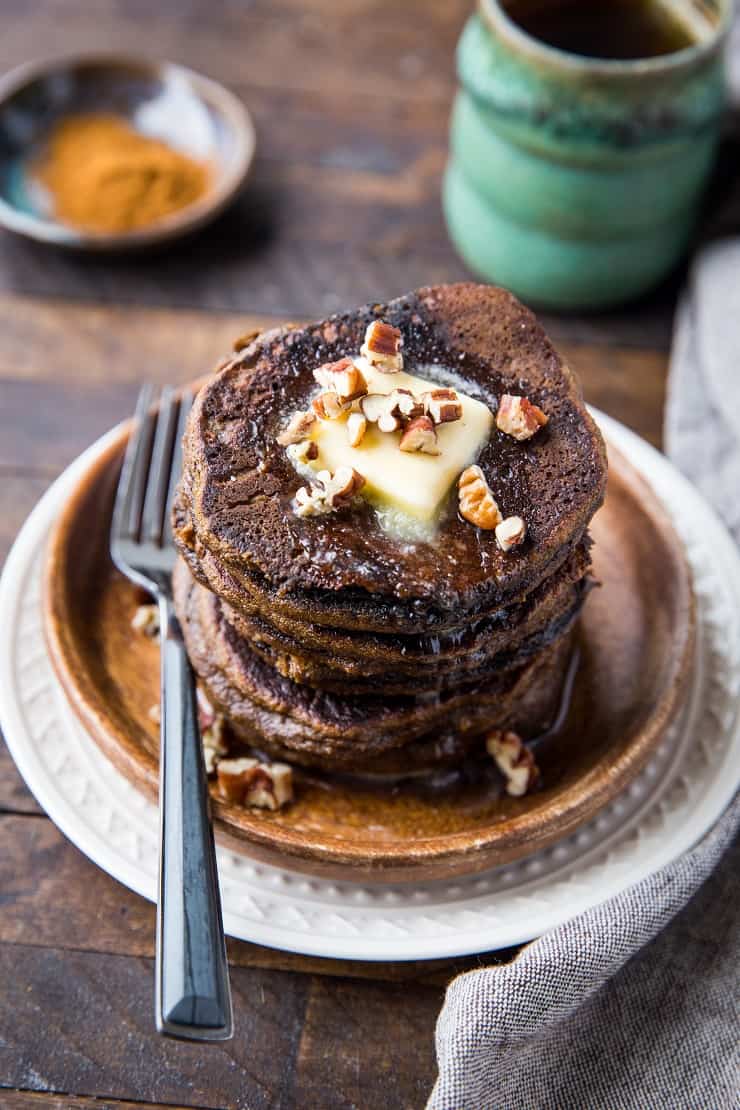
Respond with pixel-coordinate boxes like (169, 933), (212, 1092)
(271, 645), (582, 801)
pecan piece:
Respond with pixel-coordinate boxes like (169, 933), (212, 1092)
(294, 485), (325, 517)
(486, 730), (540, 797)
(287, 439), (319, 464)
(458, 466), (502, 530)
(216, 758), (294, 810)
(294, 466), (366, 517)
(196, 688), (228, 773)
(312, 391), (347, 420)
(496, 394), (548, 441)
(131, 603), (160, 638)
(424, 387), (462, 425)
(277, 409), (316, 446)
(361, 392), (401, 433)
(359, 387), (422, 430)
(313, 357), (367, 403)
(399, 414), (440, 454)
(495, 515), (526, 552)
(202, 727), (228, 775)
(388, 392), (421, 421)
(360, 319), (403, 373)
(347, 411), (368, 447)
(389, 388), (424, 421)
(321, 466), (366, 508)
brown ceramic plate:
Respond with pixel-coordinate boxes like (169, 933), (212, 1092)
(43, 420), (694, 882)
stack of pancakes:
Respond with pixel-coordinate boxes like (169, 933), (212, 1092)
(172, 284), (607, 776)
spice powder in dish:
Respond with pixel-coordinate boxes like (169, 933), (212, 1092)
(33, 113), (210, 234)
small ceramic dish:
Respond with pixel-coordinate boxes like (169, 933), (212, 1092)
(42, 405), (695, 882)
(0, 55), (255, 250)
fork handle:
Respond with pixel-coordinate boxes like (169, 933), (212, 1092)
(155, 597), (233, 1041)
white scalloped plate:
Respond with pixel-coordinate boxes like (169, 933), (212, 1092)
(1, 411), (739, 961)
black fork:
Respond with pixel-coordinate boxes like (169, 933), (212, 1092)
(111, 385), (232, 1041)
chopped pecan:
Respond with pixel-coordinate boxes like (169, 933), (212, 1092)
(361, 392), (401, 433)
(294, 466), (366, 517)
(361, 320), (403, 373)
(389, 388), (424, 421)
(216, 758), (294, 810)
(347, 411), (368, 447)
(495, 515), (526, 552)
(312, 391), (347, 420)
(321, 466), (366, 508)
(360, 388), (422, 431)
(458, 466), (502, 530)
(486, 730), (540, 797)
(424, 387), (462, 425)
(277, 409), (316, 446)
(203, 728), (228, 775)
(287, 439), (319, 464)
(196, 689), (228, 774)
(294, 485), (325, 516)
(131, 603), (160, 638)
(399, 415), (440, 455)
(496, 394), (548, 441)
(313, 357), (367, 403)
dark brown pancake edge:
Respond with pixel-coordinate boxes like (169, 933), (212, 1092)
(175, 559), (576, 771)
(175, 478), (593, 635)
(175, 506), (591, 673)
(217, 571), (590, 694)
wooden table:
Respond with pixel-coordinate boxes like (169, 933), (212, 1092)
(3, 2), (733, 1107)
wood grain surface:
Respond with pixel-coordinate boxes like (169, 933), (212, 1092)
(0, 0), (717, 1105)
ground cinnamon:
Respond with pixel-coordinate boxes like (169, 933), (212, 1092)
(34, 113), (210, 234)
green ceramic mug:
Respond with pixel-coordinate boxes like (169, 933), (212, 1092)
(443, 0), (732, 309)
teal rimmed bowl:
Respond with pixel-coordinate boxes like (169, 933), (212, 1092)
(0, 54), (255, 251)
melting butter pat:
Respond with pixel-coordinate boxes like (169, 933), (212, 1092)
(310, 361), (493, 521)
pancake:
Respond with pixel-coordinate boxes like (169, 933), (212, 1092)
(174, 557), (576, 772)
(236, 598), (584, 696)
(170, 282), (607, 786)
(176, 283), (606, 624)
(220, 578), (590, 695)
(176, 505), (591, 675)
(174, 478), (593, 637)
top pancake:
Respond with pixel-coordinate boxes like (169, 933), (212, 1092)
(179, 283), (607, 616)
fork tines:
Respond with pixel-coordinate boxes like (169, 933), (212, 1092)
(112, 385), (192, 550)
